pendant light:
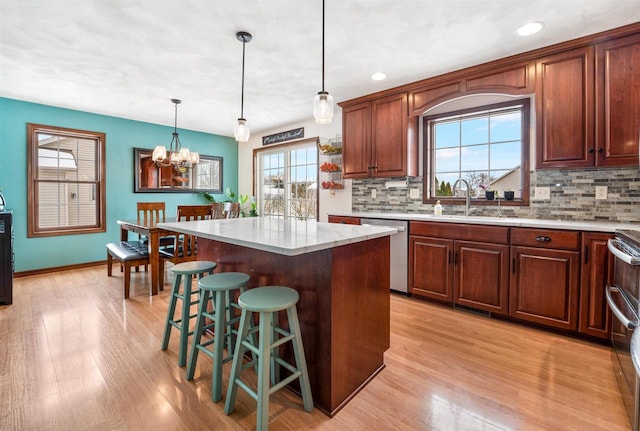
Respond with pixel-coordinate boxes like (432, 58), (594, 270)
(313, 0), (333, 124)
(234, 31), (252, 143)
(152, 99), (199, 170)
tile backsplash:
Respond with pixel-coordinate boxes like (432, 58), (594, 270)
(351, 167), (640, 223)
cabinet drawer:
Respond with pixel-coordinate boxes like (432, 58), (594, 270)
(410, 221), (509, 244)
(328, 215), (361, 225)
(511, 227), (580, 250)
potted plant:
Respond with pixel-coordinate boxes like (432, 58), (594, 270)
(479, 184), (494, 200)
(504, 190), (515, 200)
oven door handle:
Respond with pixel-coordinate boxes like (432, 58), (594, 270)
(606, 285), (639, 330)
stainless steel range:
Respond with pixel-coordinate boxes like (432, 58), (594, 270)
(607, 230), (640, 430)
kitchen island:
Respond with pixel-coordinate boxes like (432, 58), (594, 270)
(158, 217), (396, 416)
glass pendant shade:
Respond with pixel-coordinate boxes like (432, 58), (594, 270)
(234, 118), (250, 143)
(152, 145), (167, 162)
(313, 91), (334, 124)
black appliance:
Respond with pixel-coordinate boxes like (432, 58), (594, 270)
(606, 229), (640, 430)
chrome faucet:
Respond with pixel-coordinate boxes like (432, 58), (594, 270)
(452, 178), (471, 216)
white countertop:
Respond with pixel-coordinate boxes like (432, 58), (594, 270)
(331, 211), (640, 233)
(158, 217), (397, 256)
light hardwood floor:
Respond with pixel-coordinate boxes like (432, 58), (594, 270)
(0, 265), (631, 430)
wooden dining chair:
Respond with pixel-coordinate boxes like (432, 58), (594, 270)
(223, 202), (241, 218)
(159, 205), (214, 277)
(137, 202), (166, 224)
(211, 202), (226, 219)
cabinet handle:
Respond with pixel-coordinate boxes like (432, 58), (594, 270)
(454, 251), (459, 265)
(588, 148), (595, 154)
(512, 257), (516, 274)
(448, 250), (452, 264)
(598, 148), (604, 153)
(535, 236), (551, 242)
(584, 246), (589, 264)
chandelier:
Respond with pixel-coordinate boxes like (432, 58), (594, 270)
(313, 0), (333, 124)
(152, 99), (199, 171)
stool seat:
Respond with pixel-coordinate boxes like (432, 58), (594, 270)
(171, 260), (217, 275)
(238, 286), (299, 312)
(161, 260), (217, 367)
(199, 272), (251, 291)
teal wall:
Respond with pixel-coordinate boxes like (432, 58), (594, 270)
(0, 97), (238, 272)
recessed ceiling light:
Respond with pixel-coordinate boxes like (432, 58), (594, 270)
(517, 21), (544, 36)
(371, 72), (387, 81)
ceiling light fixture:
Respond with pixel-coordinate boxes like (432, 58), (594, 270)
(516, 21), (545, 36)
(313, 0), (333, 124)
(234, 31), (252, 143)
(152, 99), (199, 171)
(371, 72), (387, 81)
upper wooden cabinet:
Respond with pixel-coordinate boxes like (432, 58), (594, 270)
(341, 93), (418, 178)
(596, 33), (640, 167)
(536, 47), (595, 169)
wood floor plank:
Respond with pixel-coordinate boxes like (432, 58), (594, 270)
(0, 265), (631, 430)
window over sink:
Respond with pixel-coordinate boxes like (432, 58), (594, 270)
(423, 98), (530, 205)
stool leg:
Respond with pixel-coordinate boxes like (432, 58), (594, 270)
(178, 274), (193, 367)
(224, 309), (252, 415)
(287, 306), (314, 412)
(256, 311), (273, 431)
(186, 289), (211, 381)
(270, 311), (280, 385)
(161, 274), (182, 351)
(211, 290), (227, 402)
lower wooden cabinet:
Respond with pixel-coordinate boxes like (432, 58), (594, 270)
(509, 245), (581, 330)
(327, 215), (361, 225)
(579, 232), (614, 339)
(409, 222), (509, 315)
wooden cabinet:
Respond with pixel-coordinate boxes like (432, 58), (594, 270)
(327, 215), (360, 225)
(579, 232), (614, 339)
(342, 93), (417, 178)
(595, 33), (640, 167)
(536, 47), (595, 169)
(409, 222), (509, 314)
(0, 211), (13, 305)
(509, 228), (581, 330)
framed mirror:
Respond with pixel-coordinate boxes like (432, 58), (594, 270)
(134, 147), (223, 193)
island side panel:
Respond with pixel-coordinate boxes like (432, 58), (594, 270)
(330, 236), (391, 412)
(198, 239), (333, 413)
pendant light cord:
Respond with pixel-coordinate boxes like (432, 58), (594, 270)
(322, 0), (325, 93)
(240, 38), (246, 119)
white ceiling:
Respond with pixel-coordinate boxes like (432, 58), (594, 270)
(1, 1), (639, 137)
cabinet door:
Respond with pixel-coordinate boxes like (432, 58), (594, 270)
(536, 47), (595, 169)
(342, 102), (371, 178)
(327, 215), (360, 225)
(510, 246), (580, 330)
(409, 236), (453, 303)
(596, 33), (640, 167)
(454, 241), (509, 315)
(371, 93), (409, 177)
(579, 233), (613, 339)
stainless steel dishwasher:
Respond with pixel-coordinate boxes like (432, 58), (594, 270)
(360, 218), (409, 294)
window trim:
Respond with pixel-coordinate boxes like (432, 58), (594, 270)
(27, 123), (106, 237)
(422, 98), (530, 207)
(252, 136), (320, 221)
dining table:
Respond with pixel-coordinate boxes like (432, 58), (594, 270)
(117, 217), (176, 296)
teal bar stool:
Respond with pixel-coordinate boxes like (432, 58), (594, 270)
(161, 260), (217, 367)
(224, 286), (313, 431)
(185, 272), (251, 402)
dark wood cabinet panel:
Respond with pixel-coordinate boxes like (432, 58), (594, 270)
(371, 93), (409, 177)
(511, 227), (580, 250)
(510, 245), (581, 330)
(409, 236), (454, 303)
(409, 81), (463, 115)
(342, 102), (371, 178)
(342, 93), (416, 179)
(596, 33), (640, 167)
(410, 221), (509, 244)
(0, 211), (13, 305)
(536, 47), (595, 169)
(579, 233), (614, 339)
(327, 215), (361, 225)
(454, 241), (509, 315)
(465, 62), (534, 94)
